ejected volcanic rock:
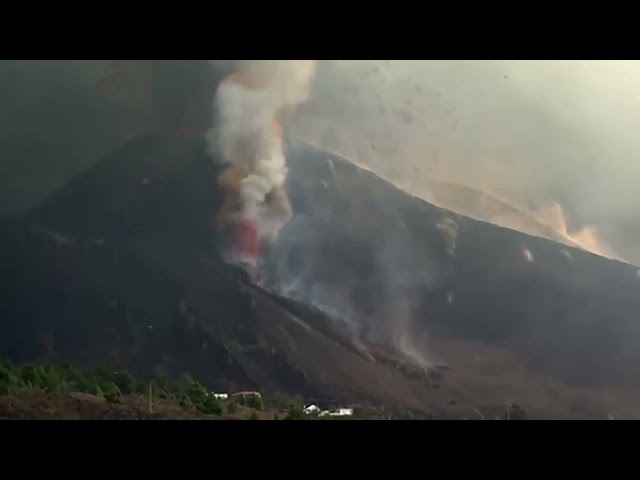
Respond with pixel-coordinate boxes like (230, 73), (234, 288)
(2, 133), (640, 418)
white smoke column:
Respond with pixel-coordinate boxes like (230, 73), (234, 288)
(208, 60), (316, 239)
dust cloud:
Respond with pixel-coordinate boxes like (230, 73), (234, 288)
(290, 60), (640, 265)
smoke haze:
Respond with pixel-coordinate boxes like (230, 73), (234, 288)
(290, 60), (640, 265)
(1, 60), (639, 264)
(3, 60), (640, 377)
(209, 60), (316, 255)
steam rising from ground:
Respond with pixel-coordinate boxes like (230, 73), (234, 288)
(290, 60), (640, 265)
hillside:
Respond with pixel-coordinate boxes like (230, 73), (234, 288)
(1, 133), (640, 418)
(0, 360), (284, 420)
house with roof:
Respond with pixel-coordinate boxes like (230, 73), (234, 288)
(303, 404), (321, 415)
(231, 391), (262, 399)
(329, 408), (353, 417)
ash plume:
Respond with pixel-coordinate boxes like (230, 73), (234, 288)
(206, 60), (316, 268)
(289, 60), (640, 265)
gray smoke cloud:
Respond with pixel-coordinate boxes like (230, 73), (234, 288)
(290, 60), (640, 265)
(208, 60), (315, 235)
(6, 59), (638, 264)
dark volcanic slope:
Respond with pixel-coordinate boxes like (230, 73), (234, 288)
(2, 133), (640, 418)
(273, 143), (640, 388)
(0, 135), (445, 411)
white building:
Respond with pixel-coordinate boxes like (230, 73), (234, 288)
(329, 408), (353, 417)
(211, 393), (228, 400)
(303, 405), (321, 415)
(231, 391), (262, 399)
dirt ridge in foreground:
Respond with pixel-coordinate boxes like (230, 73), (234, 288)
(0, 390), (274, 420)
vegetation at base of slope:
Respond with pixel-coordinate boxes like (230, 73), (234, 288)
(0, 358), (226, 415)
(0, 358), (322, 419)
(0, 358), (527, 420)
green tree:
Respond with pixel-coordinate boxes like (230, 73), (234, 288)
(246, 395), (263, 411)
(185, 382), (208, 405)
(72, 376), (92, 393)
(113, 371), (136, 395)
(63, 366), (87, 392)
(41, 367), (63, 393)
(227, 400), (239, 415)
(0, 364), (21, 394)
(198, 395), (222, 415)
(157, 387), (171, 400)
(20, 365), (42, 389)
(103, 383), (122, 404)
(90, 383), (105, 400)
(285, 404), (305, 420)
(180, 395), (196, 411)
(0, 359), (15, 371)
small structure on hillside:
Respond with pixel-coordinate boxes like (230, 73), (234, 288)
(329, 408), (353, 417)
(231, 391), (262, 399)
(209, 392), (228, 400)
(303, 404), (320, 415)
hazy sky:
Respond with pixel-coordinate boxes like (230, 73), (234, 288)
(1, 60), (639, 263)
(292, 60), (640, 263)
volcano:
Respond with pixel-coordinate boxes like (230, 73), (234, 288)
(2, 133), (640, 419)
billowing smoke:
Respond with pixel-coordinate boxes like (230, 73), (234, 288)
(207, 60), (316, 268)
(4, 60), (637, 266)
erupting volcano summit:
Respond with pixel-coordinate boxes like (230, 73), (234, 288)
(207, 60), (316, 276)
